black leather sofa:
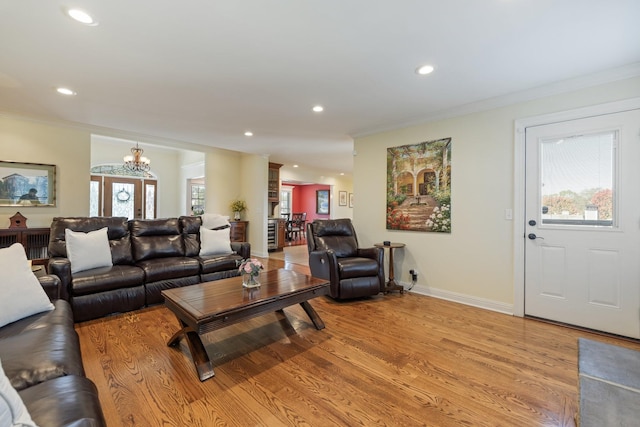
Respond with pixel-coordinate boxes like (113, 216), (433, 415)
(48, 216), (251, 322)
(0, 275), (106, 427)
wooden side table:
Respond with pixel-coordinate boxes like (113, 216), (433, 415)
(229, 221), (248, 242)
(374, 242), (406, 293)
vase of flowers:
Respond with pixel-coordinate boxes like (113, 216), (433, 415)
(230, 199), (247, 220)
(238, 258), (263, 288)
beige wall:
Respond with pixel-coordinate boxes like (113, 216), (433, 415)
(354, 76), (640, 312)
(0, 115), (91, 228)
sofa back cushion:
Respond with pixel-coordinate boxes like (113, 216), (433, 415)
(129, 218), (184, 262)
(311, 219), (359, 258)
(49, 217), (133, 265)
(179, 216), (201, 257)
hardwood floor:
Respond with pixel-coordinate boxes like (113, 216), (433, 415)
(75, 258), (640, 426)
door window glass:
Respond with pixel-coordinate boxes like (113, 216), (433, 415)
(112, 183), (135, 219)
(145, 183), (156, 219)
(540, 130), (616, 227)
(89, 180), (100, 217)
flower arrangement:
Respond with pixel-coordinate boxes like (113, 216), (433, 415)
(230, 199), (247, 213)
(238, 258), (263, 276)
(238, 258), (263, 288)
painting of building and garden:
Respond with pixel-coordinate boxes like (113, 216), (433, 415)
(387, 137), (451, 232)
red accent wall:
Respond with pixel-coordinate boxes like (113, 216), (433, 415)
(291, 184), (330, 223)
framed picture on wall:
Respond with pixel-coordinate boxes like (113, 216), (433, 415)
(0, 161), (56, 207)
(338, 190), (347, 206)
(316, 190), (330, 214)
(349, 193), (354, 208)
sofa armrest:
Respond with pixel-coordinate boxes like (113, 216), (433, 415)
(231, 242), (251, 259)
(357, 247), (384, 263)
(38, 274), (62, 301)
(357, 246), (385, 291)
(309, 249), (340, 295)
(48, 257), (72, 301)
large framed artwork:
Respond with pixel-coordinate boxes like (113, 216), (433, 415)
(316, 190), (330, 214)
(386, 138), (451, 232)
(0, 161), (56, 207)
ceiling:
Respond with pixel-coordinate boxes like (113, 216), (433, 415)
(1, 1), (639, 174)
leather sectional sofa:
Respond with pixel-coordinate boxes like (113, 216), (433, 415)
(48, 216), (251, 322)
(0, 275), (106, 426)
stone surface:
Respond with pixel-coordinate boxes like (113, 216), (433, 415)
(579, 338), (640, 427)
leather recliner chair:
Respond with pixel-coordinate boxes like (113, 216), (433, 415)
(306, 218), (384, 299)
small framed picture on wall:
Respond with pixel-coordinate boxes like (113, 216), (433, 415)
(349, 193), (354, 208)
(338, 191), (347, 206)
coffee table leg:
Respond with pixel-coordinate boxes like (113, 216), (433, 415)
(167, 319), (215, 381)
(300, 301), (325, 330)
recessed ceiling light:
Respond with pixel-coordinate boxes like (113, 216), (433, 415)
(66, 8), (98, 25)
(244, 131), (253, 137)
(416, 64), (435, 75)
(56, 87), (76, 96)
(312, 105), (324, 113)
(293, 165), (299, 168)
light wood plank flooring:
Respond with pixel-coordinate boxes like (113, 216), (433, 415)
(75, 258), (640, 426)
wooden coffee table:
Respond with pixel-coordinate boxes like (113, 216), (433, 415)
(162, 268), (329, 381)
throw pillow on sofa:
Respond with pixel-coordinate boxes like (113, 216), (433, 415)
(0, 358), (38, 427)
(199, 226), (233, 256)
(201, 213), (230, 230)
(65, 227), (113, 274)
(0, 243), (54, 328)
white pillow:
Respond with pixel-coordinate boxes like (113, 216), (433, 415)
(199, 226), (233, 256)
(201, 213), (230, 230)
(65, 227), (113, 274)
(0, 244), (54, 329)
(0, 358), (38, 427)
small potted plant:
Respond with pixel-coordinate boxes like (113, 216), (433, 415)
(229, 199), (247, 220)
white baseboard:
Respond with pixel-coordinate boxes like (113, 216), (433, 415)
(402, 281), (514, 315)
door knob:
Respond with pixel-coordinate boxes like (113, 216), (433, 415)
(528, 233), (544, 240)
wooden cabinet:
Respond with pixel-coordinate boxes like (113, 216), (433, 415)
(229, 221), (248, 242)
(268, 162), (282, 203)
(0, 227), (50, 266)
(277, 218), (286, 250)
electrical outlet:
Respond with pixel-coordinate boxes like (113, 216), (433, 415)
(409, 269), (418, 282)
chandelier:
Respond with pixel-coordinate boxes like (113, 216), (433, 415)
(123, 142), (150, 173)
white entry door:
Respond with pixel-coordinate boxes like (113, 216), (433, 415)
(524, 109), (640, 338)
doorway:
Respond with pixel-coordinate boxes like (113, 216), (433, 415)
(91, 175), (157, 219)
(515, 102), (640, 338)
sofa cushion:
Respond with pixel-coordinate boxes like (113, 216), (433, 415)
(199, 253), (243, 274)
(130, 218), (185, 262)
(0, 358), (37, 427)
(49, 216), (133, 265)
(312, 219), (359, 258)
(199, 226), (233, 256)
(65, 227), (113, 274)
(0, 243), (54, 328)
(70, 265), (145, 296)
(20, 375), (106, 427)
(338, 257), (381, 279)
(136, 257), (200, 282)
(0, 325), (84, 391)
(0, 300), (73, 341)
